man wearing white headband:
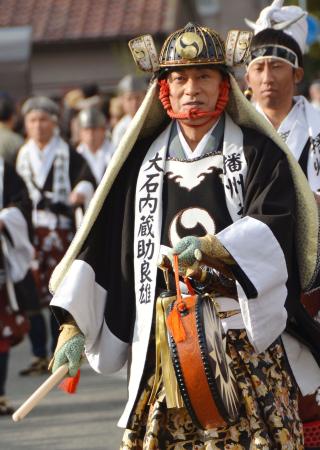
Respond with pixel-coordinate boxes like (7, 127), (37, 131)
(246, 1), (320, 448)
(246, 0), (320, 195)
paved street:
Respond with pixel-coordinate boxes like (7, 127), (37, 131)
(0, 338), (128, 450)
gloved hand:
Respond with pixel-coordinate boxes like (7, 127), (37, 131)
(171, 234), (234, 276)
(171, 236), (201, 275)
(49, 323), (85, 377)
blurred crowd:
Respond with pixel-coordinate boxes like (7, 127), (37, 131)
(0, 73), (149, 415)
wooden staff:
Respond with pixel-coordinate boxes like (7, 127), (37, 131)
(12, 364), (69, 422)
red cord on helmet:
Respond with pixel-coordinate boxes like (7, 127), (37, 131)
(158, 77), (230, 127)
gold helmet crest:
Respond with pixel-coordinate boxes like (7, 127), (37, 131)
(159, 22), (226, 68)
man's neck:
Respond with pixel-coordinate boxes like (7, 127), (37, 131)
(178, 118), (218, 150)
(259, 101), (294, 130)
(89, 140), (105, 154)
(33, 137), (52, 150)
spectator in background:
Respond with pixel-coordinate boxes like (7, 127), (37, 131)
(77, 107), (114, 184)
(60, 88), (85, 145)
(16, 96), (95, 375)
(109, 96), (124, 132)
(82, 83), (99, 100)
(112, 75), (148, 148)
(77, 83), (101, 110)
(0, 95), (23, 166)
(309, 79), (320, 111)
(245, 6), (320, 198)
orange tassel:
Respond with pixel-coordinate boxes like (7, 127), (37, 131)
(166, 306), (187, 343)
(183, 277), (195, 295)
(58, 369), (81, 394)
(166, 255), (188, 342)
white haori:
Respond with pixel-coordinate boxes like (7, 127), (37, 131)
(217, 215), (288, 353)
(77, 138), (115, 184)
(256, 96), (320, 192)
(16, 135), (71, 206)
(50, 259), (129, 374)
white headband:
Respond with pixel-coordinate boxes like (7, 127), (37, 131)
(247, 44), (299, 70)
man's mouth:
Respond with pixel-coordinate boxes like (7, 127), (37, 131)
(261, 89), (276, 95)
(183, 101), (203, 108)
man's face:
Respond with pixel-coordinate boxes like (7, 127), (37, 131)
(79, 127), (106, 152)
(246, 58), (303, 109)
(24, 110), (56, 147)
(122, 91), (145, 117)
(167, 67), (223, 123)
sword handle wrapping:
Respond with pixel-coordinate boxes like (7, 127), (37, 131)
(194, 249), (235, 279)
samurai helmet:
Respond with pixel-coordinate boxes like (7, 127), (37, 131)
(159, 22), (226, 69)
(78, 107), (106, 129)
(129, 24), (252, 74)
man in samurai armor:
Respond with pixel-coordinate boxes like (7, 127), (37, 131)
(245, 1), (320, 447)
(48, 23), (320, 449)
(16, 96), (96, 375)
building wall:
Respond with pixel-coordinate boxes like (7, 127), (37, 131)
(29, 0), (269, 97)
(30, 40), (144, 96)
(29, 0), (198, 97)
(196, 0), (269, 38)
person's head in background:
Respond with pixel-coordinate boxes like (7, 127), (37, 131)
(309, 80), (320, 110)
(76, 83), (101, 111)
(117, 75), (148, 118)
(81, 83), (99, 99)
(246, 29), (304, 110)
(245, 1), (307, 129)
(109, 97), (124, 130)
(0, 94), (16, 129)
(78, 107), (107, 153)
(22, 97), (59, 149)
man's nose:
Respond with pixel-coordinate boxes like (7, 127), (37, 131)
(185, 78), (200, 96)
(262, 66), (274, 84)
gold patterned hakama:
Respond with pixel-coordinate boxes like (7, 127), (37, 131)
(120, 330), (303, 450)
